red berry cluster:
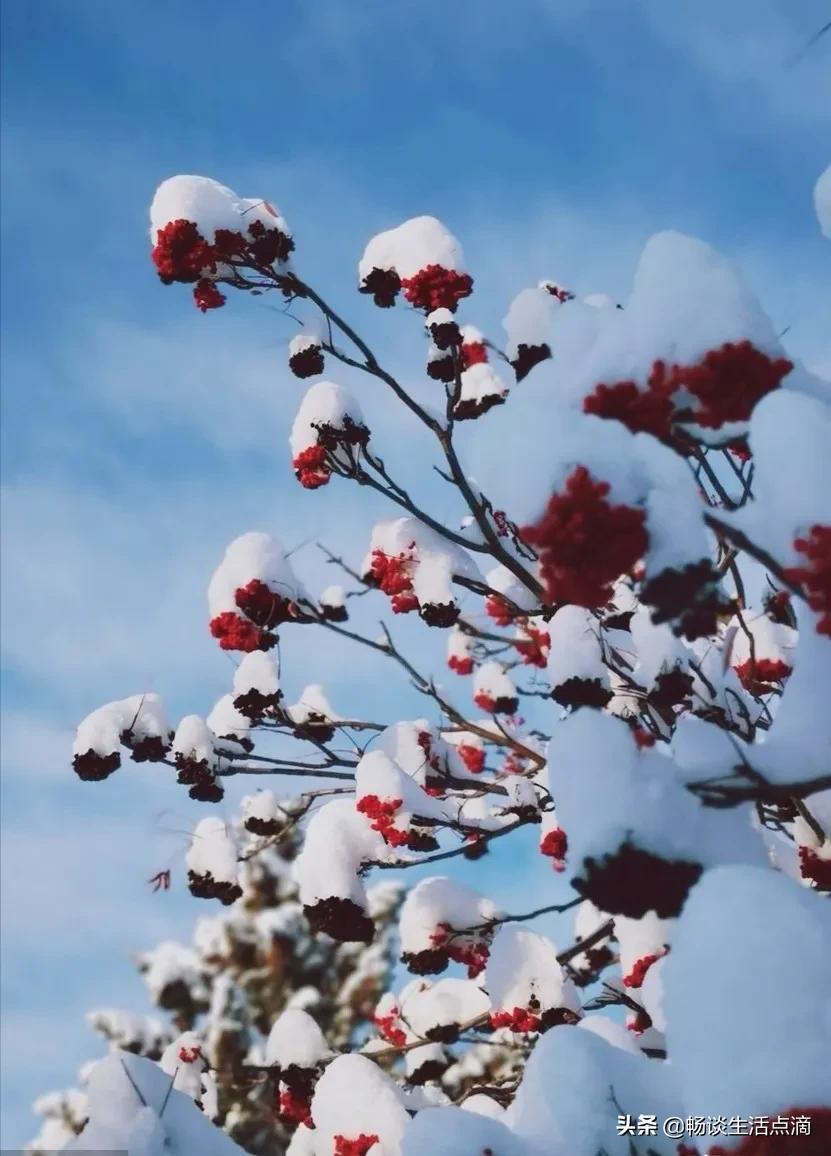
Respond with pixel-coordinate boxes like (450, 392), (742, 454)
(152, 216), (294, 311)
(623, 950), (665, 989)
(278, 1088), (314, 1128)
(489, 1006), (541, 1033)
(152, 219), (215, 283)
(539, 827), (568, 872)
(786, 525), (831, 637)
(209, 611), (276, 653)
(514, 624), (550, 668)
(178, 1044), (202, 1063)
(356, 794), (409, 847)
(235, 578), (298, 629)
(484, 594), (514, 626)
(457, 743), (485, 774)
(626, 1009), (652, 1035)
(542, 282), (574, 302)
(289, 343), (325, 379)
(430, 923), (490, 978)
(460, 338), (488, 369)
(370, 547), (419, 614)
(373, 1009), (407, 1047)
(293, 444), (331, 489)
(583, 343), (792, 443)
(401, 265), (473, 312)
(334, 1136), (380, 1156)
(798, 846), (831, 891)
(522, 466), (648, 607)
(193, 279), (226, 312)
(448, 653), (474, 675)
(733, 657), (792, 696)
(632, 727), (657, 749)
(583, 369), (676, 443)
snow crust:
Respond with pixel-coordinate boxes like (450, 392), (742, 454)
(208, 531), (306, 618)
(359, 216), (464, 280)
(67, 1050), (244, 1154)
(664, 866), (831, 1117)
(186, 818), (239, 886)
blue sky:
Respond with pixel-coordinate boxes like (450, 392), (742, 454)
(1, 0), (829, 1146)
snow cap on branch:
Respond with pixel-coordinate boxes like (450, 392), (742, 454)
(294, 799), (388, 942)
(310, 1052), (409, 1155)
(73, 692), (171, 780)
(364, 517), (480, 627)
(664, 865), (831, 1119)
(67, 1050), (244, 1154)
(359, 216), (472, 312)
(400, 876), (500, 976)
(485, 925), (580, 1033)
(232, 650), (281, 719)
(265, 1007), (332, 1070)
(548, 710), (765, 916)
(503, 286), (557, 382)
(208, 532), (307, 652)
(186, 818), (241, 906)
(473, 661), (518, 716)
(290, 380), (369, 490)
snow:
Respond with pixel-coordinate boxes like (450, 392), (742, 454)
(186, 818), (239, 886)
(208, 531), (307, 618)
(355, 749), (453, 827)
(473, 661), (517, 714)
(240, 789), (285, 827)
(726, 388), (831, 566)
(485, 926), (579, 1018)
(264, 1008), (331, 1069)
(359, 215), (464, 280)
(629, 605), (690, 689)
(502, 286), (557, 362)
(86, 1009), (167, 1055)
(138, 942), (206, 1006)
(399, 977), (490, 1038)
(310, 1053), (409, 1156)
(293, 798), (387, 907)
(485, 563), (540, 614)
(546, 605), (609, 693)
(578, 1014), (643, 1056)
(399, 877), (500, 956)
(402, 1106), (530, 1156)
(173, 715), (218, 766)
(364, 517), (481, 610)
(160, 1031), (208, 1103)
(74, 692), (169, 757)
(750, 610), (831, 783)
(664, 865), (831, 1118)
(287, 683), (341, 727)
(456, 362), (508, 417)
(290, 380), (368, 457)
(290, 331), (321, 357)
(548, 710), (766, 903)
(508, 1025), (680, 1156)
(320, 584), (346, 608)
(815, 164), (831, 238)
(232, 650), (280, 697)
(206, 694), (251, 744)
(67, 1050), (245, 1154)
(150, 174), (291, 254)
(375, 720), (437, 782)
